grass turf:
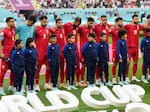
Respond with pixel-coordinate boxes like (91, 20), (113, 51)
(0, 57), (150, 112)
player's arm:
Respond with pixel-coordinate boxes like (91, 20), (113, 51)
(0, 31), (4, 57)
(140, 38), (145, 53)
(11, 50), (16, 64)
(48, 46), (51, 62)
(106, 43), (109, 62)
(82, 43), (88, 58)
(63, 45), (68, 59)
(117, 40), (122, 62)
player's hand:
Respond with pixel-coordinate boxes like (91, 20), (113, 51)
(119, 59), (123, 63)
(81, 58), (85, 63)
(141, 52), (143, 57)
(127, 58), (130, 64)
(0, 53), (5, 58)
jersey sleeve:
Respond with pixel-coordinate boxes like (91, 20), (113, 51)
(63, 44), (68, 58)
(117, 40), (122, 60)
(11, 50), (17, 64)
(140, 38), (146, 53)
(48, 46), (51, 61)
(82, 43), (88, 57)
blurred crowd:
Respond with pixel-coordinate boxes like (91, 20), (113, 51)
(0, 0), (150, 9)
(0, 0), (13, 9)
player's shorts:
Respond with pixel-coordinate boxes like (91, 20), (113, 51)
(128, 47), (138, 61)
(112, 49), (118, 63)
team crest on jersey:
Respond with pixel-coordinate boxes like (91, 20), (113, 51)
(69, 47), (72, 49)
(122, 42), (124, 45)
(89, 45), (92, 47)
(101, 45), (103, 47)
(46, 29), (49, 34)
(17, 52), (20, 54)
(29, 50), (32, 53)
(146, 40), (149, 43)
(52, 47), (55, 49)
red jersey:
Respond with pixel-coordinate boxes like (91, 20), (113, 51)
(50, 27), (65, 51)
(0, 27), (15, 57)
(124, 24), (143, 48)
(35, 26), (50, 57)
(63, 22), (79, 44)
(111, 27), (120, 49)
(95, 24), (111, 42)
(78, 25), (95, 47)
(143, 24), (150, 37)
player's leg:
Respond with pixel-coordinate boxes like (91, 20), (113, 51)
(91, 62), (96, 86)
(142, 57), (149, 83)
(95, 65), (100, 85)
(132, 48), (140, 82)
(59, 53), (65, 87)
(118, 61), (123, 85)
(75, 54), (81, 86)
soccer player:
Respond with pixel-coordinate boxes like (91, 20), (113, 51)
(63, 17), (82, 86)
(35, 16), (51, 91)
(98, 32), (112, 86)
(140, 28), (150, 83)
(78, 17), (95, 87)
(124, 14), (143, 82)
(95, 15), (111, 85)
(111, 17), (124, 84)
(117, 29), (129, 85)
(50, 18), (66, 87)
(64, 34), (77, 90)
(0, 17), (15, 95)
(82, 33), (98, 87)
(16, 15), (36, 48)
(48, 34), (60, 91)
(11, 39), (24, 95)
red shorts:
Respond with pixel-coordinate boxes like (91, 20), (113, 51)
(128, 47), (138, 61)
(112, 49), (118, 63)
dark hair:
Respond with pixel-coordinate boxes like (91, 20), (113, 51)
(40, 16), (48, 20)
(87, 17), (94, 22)
(68, 33), (74, 39)
(115, 17), (123, 23)
(6, 17), (14, 23)
(56, 18), (62, 23)
(100, 32), (106, 37)
(147, 15), (150, 19)
(74, 17), (82, 24)
(118, 29), (127, 38)
(145, 28), (150, 33)
(50, 34), (56, 38)
(15, 39), (22, 47)
(28, 15), (36, 24)
(132, 14), (138, 19)
(26, 38), (34, 48)
(88, 32), (96, 38)
(101, 15), (107, 18)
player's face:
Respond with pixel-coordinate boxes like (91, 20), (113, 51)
(147, 18), (150, 24)
(41, 19), (47, 27)
(28, 20), (34, 26)
(117, 20), (123, 27)
(18, 41), (24, 49)
(29, 41), (35, 47)
(122, 34), (127, 40)
(8, 19), (15, 28)
(74, 21), (81, 27)
(101, 17), (107, 25)
(100, 35), (106, 42)
(133, 17), (139, 24)
(87, 21), (94, 28)
(70, 36), (75, 43)
(50, 37), (57, 43)
(56, 20), (62, 28)
(87, 37), (94, 42)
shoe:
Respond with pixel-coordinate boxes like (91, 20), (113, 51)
(119, 81), (124, 86)
(67, 86), (71, 90)
(44, 83), (51, 90)
(21, 85), (25, 93)
(52, 87), (59, 91)
(30, 90), (37, 94)
(96, 79), (100, 86)
(142, 79), (148, 83)
(80, 81), (88, 87)
(132, 76), (141, 82)
(26, 90), (31, 94)
(59, 83), (67, 88)
(71, 85), (78, 90)
(100, 82), (104, 87)
(0, 88), (6, 95)
(35, 85), (40, 92)
(126, 77), (131, 83)
(112, 78), (117, 84)
(105, 82), (113, 86)
(8, 86), (16, 94)
(76, 82), (80, 86)
(15, 91), (24, 95)
(123, 81), (129, 85)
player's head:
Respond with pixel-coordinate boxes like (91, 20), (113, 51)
(6, 17), (15, 28)
(87, 17), (94, 28)
(101, 15), (107, 25)
(87, 32), (96, 42)
(118, 29), (127, 40)
(15, 39), (24, 49)
(146, 15), (150, 24)
(100, 32), (106, 42)
(115, 17), (123, 27)
(146, 28), (150, 38)
(68, 33), (75, 43)
(56, 18), (62, 28)
(27, 15), (36, 26)
(40, 16), (48, 27)
(26, 38), (35, 48)
(74, 17), (81, 27)
(132, 14), (139, 24)
(50, 34), (57, 44)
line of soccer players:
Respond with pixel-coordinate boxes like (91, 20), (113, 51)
(0, 13), (150, 95)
